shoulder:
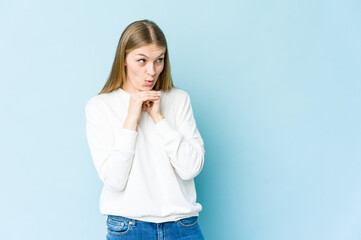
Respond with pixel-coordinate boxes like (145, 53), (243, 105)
(162, 87), (194, 115)
(165, 87), (191, 102)
(85, 89), (120, 113)
(84, 93), (116, 125)
(85, 94), (105, 113)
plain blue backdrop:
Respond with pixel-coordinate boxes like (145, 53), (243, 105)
(1, 0), (360, 239)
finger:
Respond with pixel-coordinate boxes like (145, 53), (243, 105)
(137, 91), (162, 100)
(142, 96), (159, 103)
(132, 92), (161, 106)
(136, 90), (160, 96)
(134, 97), (157, 106)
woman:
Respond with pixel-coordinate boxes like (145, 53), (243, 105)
(85, 19), (205, 239)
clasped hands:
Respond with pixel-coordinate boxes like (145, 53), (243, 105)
(128, 90), (164, 124)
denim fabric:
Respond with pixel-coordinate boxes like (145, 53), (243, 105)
(106, 215), (205, 240)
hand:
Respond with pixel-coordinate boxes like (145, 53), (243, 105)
(127, 90), (161, 123)
(143, 93), (164, 123)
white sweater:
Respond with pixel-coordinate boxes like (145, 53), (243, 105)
(85, 87), (205, 223)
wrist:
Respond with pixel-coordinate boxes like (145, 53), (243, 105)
(153, 114), (165, 123)
(123, 115), (139, 131)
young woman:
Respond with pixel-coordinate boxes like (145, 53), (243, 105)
(85, 19), (205, 240)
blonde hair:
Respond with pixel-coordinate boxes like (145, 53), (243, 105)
(99, 19), (174, 94)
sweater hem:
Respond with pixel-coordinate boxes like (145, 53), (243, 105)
(100, 211), (200, 223)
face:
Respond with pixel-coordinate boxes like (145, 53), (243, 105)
(123, 43), (166, 93)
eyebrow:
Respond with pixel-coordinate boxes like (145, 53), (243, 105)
(136, 52), (165, 58)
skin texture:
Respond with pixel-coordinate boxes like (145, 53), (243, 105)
(122, 44), (166, 131)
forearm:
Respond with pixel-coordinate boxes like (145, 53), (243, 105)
(90, 127), (138, 192)
(99, 151), (134, 191)
(123, 116), (138, 131)
(155, 119), (205, 180)
(168, 139), (205, 180)
(152, 113), (165, 124)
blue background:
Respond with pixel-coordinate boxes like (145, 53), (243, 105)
(1, 0), (360, 239)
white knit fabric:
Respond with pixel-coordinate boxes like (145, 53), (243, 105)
(85, 87), (205, 223)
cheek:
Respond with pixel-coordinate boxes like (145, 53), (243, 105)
(128, 65), (143, 76)
(156, 65), (164, 75)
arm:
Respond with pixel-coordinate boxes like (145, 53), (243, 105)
(154, 92), (205, 180)
(85, 98), (137, 192)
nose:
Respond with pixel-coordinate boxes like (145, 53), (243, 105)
(146, 62), (156, 77)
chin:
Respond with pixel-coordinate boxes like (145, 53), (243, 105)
(138, 86), (153, 91)
(145, 85), (155, 89)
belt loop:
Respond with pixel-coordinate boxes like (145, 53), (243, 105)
(129, 219), (136, 227)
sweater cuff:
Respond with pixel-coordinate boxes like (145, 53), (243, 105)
(113, 128), (137, 153)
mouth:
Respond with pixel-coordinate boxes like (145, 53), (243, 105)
(145, 80), (154, 85)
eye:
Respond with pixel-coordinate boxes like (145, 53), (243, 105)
(156, 58), (164, 63)
(137, 59), (146, 63)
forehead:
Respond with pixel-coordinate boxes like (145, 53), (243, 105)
(131, 44), (165, 56)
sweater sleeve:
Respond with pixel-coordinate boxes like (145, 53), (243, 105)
(85, 98), (137, 192)
(154, 92), (205, 180)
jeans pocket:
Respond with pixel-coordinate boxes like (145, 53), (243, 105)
(177, 216), (199, 228)
(106, 215), (132, 236)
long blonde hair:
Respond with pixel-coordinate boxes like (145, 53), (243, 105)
(99, 19), (174, 94)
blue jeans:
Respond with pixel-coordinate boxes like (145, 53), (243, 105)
(106, 215), (205, 240)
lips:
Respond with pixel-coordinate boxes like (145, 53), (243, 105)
(145, 80), (154, 85)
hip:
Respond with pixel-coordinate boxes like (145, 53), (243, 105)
(106, 215), (205, 240)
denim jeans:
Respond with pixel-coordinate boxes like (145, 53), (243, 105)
(106, 215), (205, 240)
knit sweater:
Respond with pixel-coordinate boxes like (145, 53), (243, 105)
(85, 87), (205, 223)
